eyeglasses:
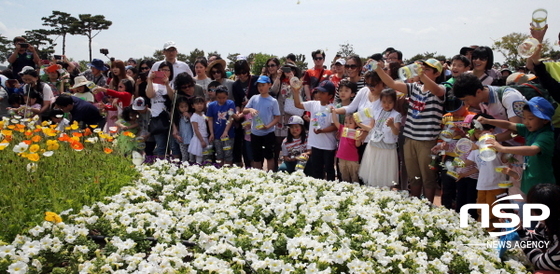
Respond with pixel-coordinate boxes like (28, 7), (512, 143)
(140, 67), (150, 70)
(180, 84), (194, 89)
(267, 64), (277, 68)
(345, 64), (358, 69)
(208, 88), (217, 92)
(212, 70), (221, 74)
(313, 57), (324, 61)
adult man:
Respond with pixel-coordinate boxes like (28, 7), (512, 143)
(54, 94), (104, 128)
(302, 49), (332, 100)
(80, 58), (108, 88)
(7, 37), (41, 82)
(151, 41), (193, 87)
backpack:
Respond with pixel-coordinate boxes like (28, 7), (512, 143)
(496, 82), (557, 108)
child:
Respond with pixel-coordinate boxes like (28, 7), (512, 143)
(7, 93), (24, 117)
(335, 79), (357, 125)
(48, 109), (70, 132)
(115, 106), (139, 155)
(131, 97), (152, 155)
(241, 113), (254, 168)
(243, 75), (281, 170)
(463, 113), (507, 232)
(207, 85), (237, 166)
(443, 55), (471, 88)
(358, 89), (402, 187)
(375, 58), (445, 203)
(278, 115), (309, 173)
(16, 90), (42, 118)
(331, 111), (360, 183)
(188, 97), (210, 164)
(478, 97), (556, 193)
(71, 76), (95, 103)
(172, 97), (193, 162)
(293, 80), (338, 181)
(433, 99), (476, 210)
(206, 81), (220, 104)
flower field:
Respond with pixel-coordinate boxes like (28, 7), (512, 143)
(0, 159), (530, 273)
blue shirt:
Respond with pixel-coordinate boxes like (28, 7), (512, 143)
(245, 94), (280, 136)
(206, 100), (236, 138)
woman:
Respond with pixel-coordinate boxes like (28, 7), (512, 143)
(194, 57), (212, 95)
(136, 60), (154, 104)
(329, 58), (346, 90)
(518, 184), (560, 273)
(335, 55), (364, 103)
(19, 67), (53, 116)
(470, 46), (500, 86)
(146, 61), (174, 158)
(271, 62), (304, 171)
(333, 70), (385, 161)
(207, 59), (234, 100)
(175, 72), (205, 100)
(126, 66), (138, 80)
(232, 60), (260, 167)
(109, 60), (134, 90)
(95, 79), (135, 133)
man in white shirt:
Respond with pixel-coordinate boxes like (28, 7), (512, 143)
(151, 41), (193, 87)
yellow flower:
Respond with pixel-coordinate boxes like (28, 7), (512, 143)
(0, 142), (9, 150)
(46, 140), (60, 150)
(1, 130), (12, 136)
(27, 153), (40, 162)
(89, 125), (98, 129)
(29, 144), (40, 153)
(44, 212), (62, 223)
(41, 121), (50, 127)
(123, 131), (136, 138)
(71, 121), (79, 130)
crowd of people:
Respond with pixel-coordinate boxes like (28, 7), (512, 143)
(2, 24), (560, 272)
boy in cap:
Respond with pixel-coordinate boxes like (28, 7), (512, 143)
(375, 58), (445, 203)
(293, 80), (338, 181)
(478, 97), (556, 194)
(243, 75), (281, 170)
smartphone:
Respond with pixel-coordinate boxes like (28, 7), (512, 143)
(153, 71), (166, 85)
(282, 67), (292, 73)
(54, 55), (62, 60)
(19, 43), (29, 48)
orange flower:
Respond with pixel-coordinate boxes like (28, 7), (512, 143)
(33, 128), (41, 133)
(104, 147), (113, 154)
(83, 128), (92, 136)
(24, 130), (33, 136)
(7, 125), (15, 129)
(72, 132), (83, 138)
(70, 141), (84, 151)
(107, 137), (114, 142)
(31, 135), (42, 143)
(15, 124), (25, 130)
(5, 135), (12, 142)
(58, 134), (70, 142)
(22, 140), (32, 145)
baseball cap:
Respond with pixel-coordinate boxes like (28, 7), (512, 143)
(287, 115), (304, 125)
(513, 97), (555, 121)
(18, 66), (35, 75)
(422, 58), (443, 73)
(163, 41), (177, 50)
(314, 80), (335, 95)
(236, 55), (247, 61)
(132, 97), (147, 111)
(255, 75), (271, 84)
(334, 58), (346, 66)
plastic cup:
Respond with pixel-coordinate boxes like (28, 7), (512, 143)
(290, 77), (302, 89)
(478, 133), (496, 162)
(342, 128), (357, 139)
(398, 63), (420, 81)
(455, 138), (473, 155)
(517, 37), (540, 58)
(495, 166), (507, 173)
(498, 181), (513, 189)
(532, 9), (547, 30)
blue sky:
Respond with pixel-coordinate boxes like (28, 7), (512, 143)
(1, 0), (559, 67)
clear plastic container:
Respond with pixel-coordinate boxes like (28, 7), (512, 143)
(352, 108), (373, 124)
(478, 133), (496, 161)
(398, 63), (420, 81)
(517, 37), (540, 58)
(532, 9), (547, 30)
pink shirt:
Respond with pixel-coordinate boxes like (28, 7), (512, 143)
(336, 125), (359, 162)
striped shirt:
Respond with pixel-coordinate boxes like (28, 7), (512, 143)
(520, 223), (560, 271)
(403, 83), (445, 141)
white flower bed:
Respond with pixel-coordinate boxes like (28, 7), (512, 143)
(0, 160), (529, 273)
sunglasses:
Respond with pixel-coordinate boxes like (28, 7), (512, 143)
(313, 57), (324, 61)
(235, 71), (248, 75)
(180, 84), (194, 89)
(267, 64), (277, 68)
(208, 88), (217, 92)
(345, 64), (358, 69)
(212, 70), (221, 74)
(140, 67), (150, 70)
(472, 56), (488, 61)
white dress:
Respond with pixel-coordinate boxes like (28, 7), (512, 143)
(187, 113), (209, 157)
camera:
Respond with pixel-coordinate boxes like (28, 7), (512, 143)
(282, 66), (292, 73)
(19, 43), (29, 48)
(100, 48), (109, 55)
(54, 55), (62, 60)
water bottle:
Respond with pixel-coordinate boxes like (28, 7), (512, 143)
(352, 108), (373, 124)
(363, 60), (377, 72)
(398, 63), (420, 81)
(295, 155), (308, 171)
(478, 133), (496, 161)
